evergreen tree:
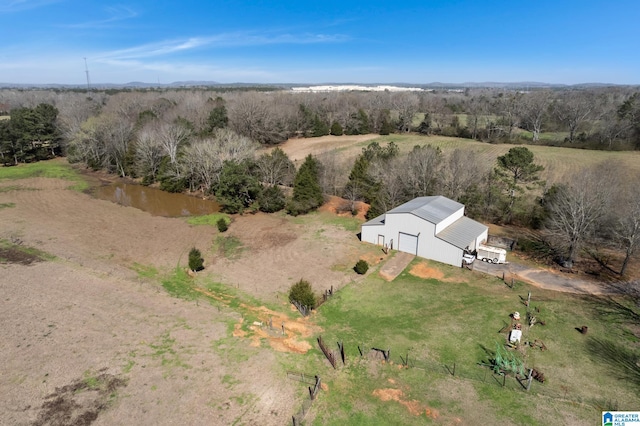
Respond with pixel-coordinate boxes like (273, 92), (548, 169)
(330, 122), (343, 136)
(311, 115), (330, 137)
(287, 154), (324, 215)
(495, 147), (544, 224)
(205, 97), (228, 132)
(215, 160), (262, 213)
(188, 247), (204, 272)
(258, 185), (286, 213)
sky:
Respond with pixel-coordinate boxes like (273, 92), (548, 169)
(1, 0), (639, 85)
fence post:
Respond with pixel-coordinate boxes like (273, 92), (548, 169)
(502, 373), (506, 387)
(293, 416), (297, 426)
(526, 368), (533, 391)
(453, 363), (456, 377)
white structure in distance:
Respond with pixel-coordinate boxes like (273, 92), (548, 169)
(291, 85), (427, 93)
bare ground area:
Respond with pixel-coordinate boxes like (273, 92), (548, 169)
(0, 178), (372, 425)
(270, 134), (378, 162)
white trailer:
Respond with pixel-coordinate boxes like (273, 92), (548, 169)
(476, 244), (507, 264)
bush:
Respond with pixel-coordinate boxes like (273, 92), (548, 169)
(288, 279), (316, 310)
(354, 259), (369, 274)
(188, 247), (204, 272)
(216, 218), (228, 232)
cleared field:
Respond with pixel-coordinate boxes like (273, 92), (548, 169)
(279, 134), (640, 184)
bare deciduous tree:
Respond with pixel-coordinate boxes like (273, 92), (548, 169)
(158, 122), (191, 177)
(613, 175), (640, 276)
(317, 149), (349, 196)
(255, 147), (295, 186)
(520, 91), (552, 142)
(552, 92), (594, 143)
(546, 162), (616, 266)
(400, 144), (442, 198)
(440, 148), (488, 202)
(135, 125), (164, 182)
(181, 129), (257, 193)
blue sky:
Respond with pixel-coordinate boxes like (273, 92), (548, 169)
(1, 0), (639, 85)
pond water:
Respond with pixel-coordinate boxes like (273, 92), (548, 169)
(92, 182), (220, 217)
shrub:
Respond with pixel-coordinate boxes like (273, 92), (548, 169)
(354, 259), (369, 274)
(188, 247), (204, 272)
(216, 218), (228, 232)
(288, 279), (316, 311)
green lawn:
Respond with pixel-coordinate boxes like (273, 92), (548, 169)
(294, 258), (640, 425)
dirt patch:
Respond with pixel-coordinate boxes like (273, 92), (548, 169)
(0, 246), (43, 265)
(318, 195), (369, 221)
(372, 388), (439, 419)
(33, 371), (127, 426)
(409, 262), (445, 280)
(247, 305), (318, 354)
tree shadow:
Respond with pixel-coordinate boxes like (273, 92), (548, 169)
(580, 291), (640, 331)
(585, 337), (640, 389)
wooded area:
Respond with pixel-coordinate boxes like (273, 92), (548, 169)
(1, 86), (639, 275)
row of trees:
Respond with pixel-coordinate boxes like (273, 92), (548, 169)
(2, 86), (640, 157)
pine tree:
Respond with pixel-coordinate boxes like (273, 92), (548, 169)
(288, 155), (324, 215)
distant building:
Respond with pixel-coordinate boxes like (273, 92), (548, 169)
(361, 196), (488, 267)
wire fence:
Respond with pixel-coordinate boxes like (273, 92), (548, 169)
(313, 336), (620, 412)
(288, 371), (321, 426)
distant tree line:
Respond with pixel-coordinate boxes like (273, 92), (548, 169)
(1, 86), (640, 154)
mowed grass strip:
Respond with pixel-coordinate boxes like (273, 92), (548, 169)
(307, 258), (639, 425)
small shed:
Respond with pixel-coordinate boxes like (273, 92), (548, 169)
(361, 196), (488, 267)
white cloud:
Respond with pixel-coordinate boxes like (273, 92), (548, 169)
(0, 0), (61, 13)
(94, 31), (349, 61)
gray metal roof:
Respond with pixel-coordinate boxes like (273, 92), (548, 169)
(387, 196), (463, 224)
(436, 216), (488, 249)
(362, 213), (385, 226)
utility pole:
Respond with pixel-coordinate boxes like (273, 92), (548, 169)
(84, 58), (91, 90)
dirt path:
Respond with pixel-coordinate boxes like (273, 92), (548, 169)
(473, 260), (615, 295)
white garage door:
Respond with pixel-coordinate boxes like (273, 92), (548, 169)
(398, 232), (418, 255)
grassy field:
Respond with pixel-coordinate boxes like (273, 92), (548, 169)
(333, 134), (640, 184)
(0, 158), (88, 191)
(292, 258), (640, 425)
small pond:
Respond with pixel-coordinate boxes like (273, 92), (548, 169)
(92, 182), (220, 217)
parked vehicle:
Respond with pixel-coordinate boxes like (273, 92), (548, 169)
(476, 244), (507, 264)
(462, 252), (476, 265)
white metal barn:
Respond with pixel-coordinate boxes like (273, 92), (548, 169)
(361, 196), (488, 267)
